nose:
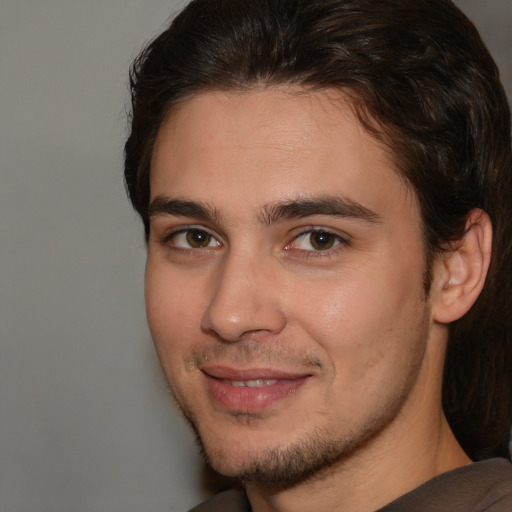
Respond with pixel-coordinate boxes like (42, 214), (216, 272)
(200, 252), (287, 342)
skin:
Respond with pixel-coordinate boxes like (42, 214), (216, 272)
(145, 88), (480, 512)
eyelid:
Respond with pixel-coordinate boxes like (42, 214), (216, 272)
(161, 224), (223, 248)
(285, 226), (350, 253)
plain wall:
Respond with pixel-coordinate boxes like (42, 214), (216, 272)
(0, 1), (510, 511)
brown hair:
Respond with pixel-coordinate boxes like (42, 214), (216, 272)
(124, 0), (512, 460)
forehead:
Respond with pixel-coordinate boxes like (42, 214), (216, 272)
(150, 87), (415, 222)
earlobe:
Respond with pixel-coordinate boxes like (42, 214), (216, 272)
(431, 209), (492, 324)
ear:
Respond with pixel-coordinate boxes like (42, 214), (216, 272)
(431, 209), (492, 324)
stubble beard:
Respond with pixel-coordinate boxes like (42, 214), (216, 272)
(164, 303), (431, 489)
(173, 383), (418, 490)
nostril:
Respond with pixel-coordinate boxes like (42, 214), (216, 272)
(201, 300), (286, 342)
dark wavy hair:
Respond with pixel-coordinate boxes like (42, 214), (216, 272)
(124, 0), (512, 460)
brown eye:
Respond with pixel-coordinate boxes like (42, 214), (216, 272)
(185, 229), (212, 248)
(309, 231), (336, 250)
(166, 227), (221, 250)
(288, 229), (344, 253)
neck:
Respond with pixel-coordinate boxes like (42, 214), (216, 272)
(245, 327), (471, 512)
(246, 416), (469, 512)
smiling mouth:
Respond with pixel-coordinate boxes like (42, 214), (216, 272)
(201, 367), (312, 412)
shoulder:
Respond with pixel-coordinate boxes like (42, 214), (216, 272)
(475, 458), (512, 511)
(380, 458), (512, 512)
(187, 489), (250, 512)
(450, 458), (512, 511)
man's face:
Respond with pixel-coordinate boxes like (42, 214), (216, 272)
(146, 88), (435, 484)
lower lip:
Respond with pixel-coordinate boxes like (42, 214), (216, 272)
(204, 374), (310, 413)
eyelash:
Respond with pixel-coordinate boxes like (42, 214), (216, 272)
(160, 226), (349, 256)
(285, 228), (349, 258)
(161, 226), (222, 252)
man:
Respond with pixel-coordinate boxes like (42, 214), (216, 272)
(124, 0), (512, 510)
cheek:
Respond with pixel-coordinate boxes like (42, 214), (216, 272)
(144, 263), (203, 356)
(292, 262), (426, 381)
(144, 266), (210, 410)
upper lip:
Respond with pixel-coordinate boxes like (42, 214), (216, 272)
(201, 365), (312, 381)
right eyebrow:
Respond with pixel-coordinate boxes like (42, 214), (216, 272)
(148, 195), (222, 224)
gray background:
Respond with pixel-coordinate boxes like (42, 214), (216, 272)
(0, 1), (510, 511)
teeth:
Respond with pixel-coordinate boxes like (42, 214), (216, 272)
(225, 379), (278, 388)
(247, 379), (277, 387)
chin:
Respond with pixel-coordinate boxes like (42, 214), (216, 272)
(197, 424), (370, 488)
(191, 389), (412, 487)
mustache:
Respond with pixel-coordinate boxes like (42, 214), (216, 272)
(184, 337), (324, 371)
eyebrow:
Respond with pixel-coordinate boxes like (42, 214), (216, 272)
(260, 196), (381, 225)
(148, 196), (222, 224)
(148, 194), (381, 225)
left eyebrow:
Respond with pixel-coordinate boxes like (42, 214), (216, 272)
(260, 196), (381, 225)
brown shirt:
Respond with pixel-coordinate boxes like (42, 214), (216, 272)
(378, 458), (512, 511)
(189, 458), (512, 511)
